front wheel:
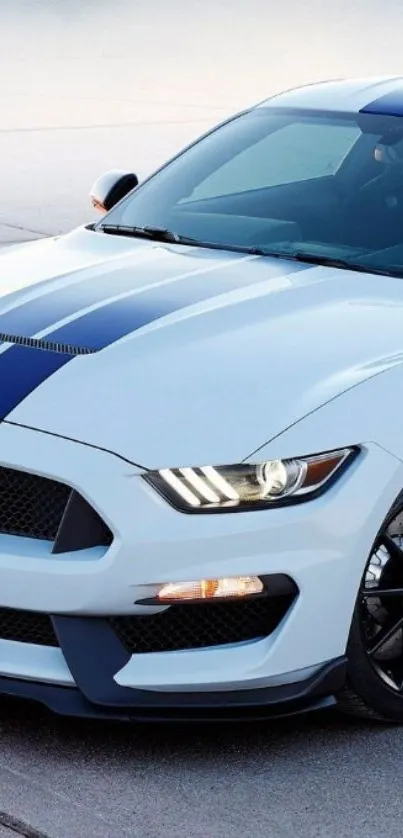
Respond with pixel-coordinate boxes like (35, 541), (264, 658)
(339, 492), (403, 722)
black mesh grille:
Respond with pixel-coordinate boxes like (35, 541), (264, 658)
(0, 608), (58, 646)
(0, 466), (112, 550)
(0, 466), (71, 540)
(110, 596), (294, 654)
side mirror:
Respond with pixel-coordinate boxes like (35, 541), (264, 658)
(90, 169), (139, 214)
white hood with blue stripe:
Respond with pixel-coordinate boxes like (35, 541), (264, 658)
(1, 226), (403, 469)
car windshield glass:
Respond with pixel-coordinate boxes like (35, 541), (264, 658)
(96, 107), (403, 277)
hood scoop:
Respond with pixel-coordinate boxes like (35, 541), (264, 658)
(0, 333), (97, 356)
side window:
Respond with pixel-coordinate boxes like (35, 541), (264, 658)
(188, 121), (360, 200)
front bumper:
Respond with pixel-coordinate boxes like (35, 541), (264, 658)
(0, 421), (402, 717)
(0, 615), (347, 720)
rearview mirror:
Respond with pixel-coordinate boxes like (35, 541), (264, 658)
(90, 169), (139, 214)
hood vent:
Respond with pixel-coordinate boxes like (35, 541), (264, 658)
(0, 333), (96, 355)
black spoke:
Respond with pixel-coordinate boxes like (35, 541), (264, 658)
(389, 665), (403, 693)
(360, 509), (403, 692)
(368, 616), (403, 656)
(382, 533), (403, 561)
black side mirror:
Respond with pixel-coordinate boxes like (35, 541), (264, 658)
(90, 169), (139, 214)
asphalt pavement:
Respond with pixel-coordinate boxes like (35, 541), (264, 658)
(0, 697), (402, 838)
(2, 1), (403, 836)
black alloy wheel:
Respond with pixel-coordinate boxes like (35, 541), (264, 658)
(339, 493), (403, 721)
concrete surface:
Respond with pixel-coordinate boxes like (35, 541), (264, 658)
(2, 1), (403, 836)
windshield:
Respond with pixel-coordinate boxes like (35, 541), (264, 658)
(97, 107), (403, 276)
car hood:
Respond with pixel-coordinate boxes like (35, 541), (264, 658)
(1, 226), (403, 468)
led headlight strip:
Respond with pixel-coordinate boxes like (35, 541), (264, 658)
(145, 448), (357, 513)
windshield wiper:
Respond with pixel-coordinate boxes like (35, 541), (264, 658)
(99, 224), (264, 255)
(99, 227), (403, 276)
(100, 224), (192, 243)
(267, 250), (401, 277)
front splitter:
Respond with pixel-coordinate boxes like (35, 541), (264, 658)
(0, 656), (347, 722)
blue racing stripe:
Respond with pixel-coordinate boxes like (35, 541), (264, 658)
(0, 249), (165, 337)
(0, 345), (71, 418)
(361, 89), (403, 116)
(0, 258), (306, 418)
(41, 258), (306, 349)
(0, 248), (280, 337)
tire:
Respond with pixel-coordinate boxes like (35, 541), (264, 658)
(338, 491), (403, 723)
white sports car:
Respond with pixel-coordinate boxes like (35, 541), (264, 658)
(3, 76), (403, 722)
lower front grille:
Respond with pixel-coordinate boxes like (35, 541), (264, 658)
(110, 595), (294, 654)
(0, 594), (295, 654)
(0, 608), (58, 647)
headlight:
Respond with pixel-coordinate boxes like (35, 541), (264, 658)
(144, 447), (356, 512)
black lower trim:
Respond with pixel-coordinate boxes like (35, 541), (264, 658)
(0, 657), (347, 722)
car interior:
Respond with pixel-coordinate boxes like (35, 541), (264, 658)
(170, 129), (403, 268)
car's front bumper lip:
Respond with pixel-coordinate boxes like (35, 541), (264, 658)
(0, 652), (347, 722)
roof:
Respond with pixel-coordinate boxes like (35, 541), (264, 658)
(257, 76), (403, 115)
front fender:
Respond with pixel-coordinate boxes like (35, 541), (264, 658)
(247, 361), (403, 466)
